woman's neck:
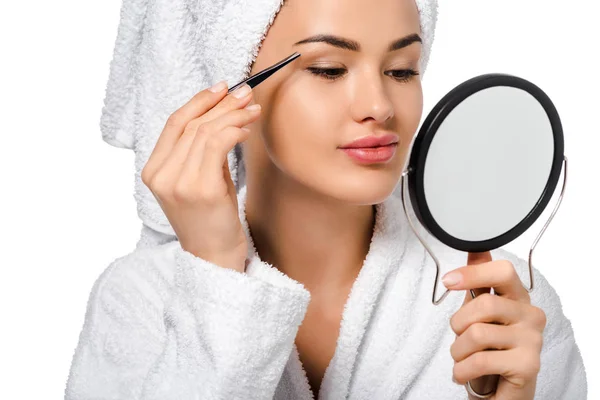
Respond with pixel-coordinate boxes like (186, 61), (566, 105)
(245, 179), (376, 297)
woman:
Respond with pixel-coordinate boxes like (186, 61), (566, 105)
(65, 0), (587, 399)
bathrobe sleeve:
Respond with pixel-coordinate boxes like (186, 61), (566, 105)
(495, 249), (588, 400)
(64, 242), (311, 400)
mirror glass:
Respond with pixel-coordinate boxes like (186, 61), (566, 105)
(423, 86), (555, 242)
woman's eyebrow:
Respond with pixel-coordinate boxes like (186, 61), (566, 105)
(293, 33), (422, 52)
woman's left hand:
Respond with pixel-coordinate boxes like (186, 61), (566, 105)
(442, 251), (547, 400)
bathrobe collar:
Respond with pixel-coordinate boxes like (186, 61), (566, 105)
(236, 184), (458, 399)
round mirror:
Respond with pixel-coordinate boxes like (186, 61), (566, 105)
(400, 73), (568, 397)
(405, 73), (564, 253)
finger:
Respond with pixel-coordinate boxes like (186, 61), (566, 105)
(161, 88), (255, 180)
(181, 105), (261, 186)
(143, 81), (229, 180)
(199, 125), (254, 189)
(193, 84), (254, 129)
(152, 95), (257, 192)
(453, 348), (540, 387)
(450, 294), (526, 336)
(443, 258), (530, 303)
(144, 83), (254, 181)
(443, 251), (492, 307)
(223, 158), (238, 208)
(199, 96), (260, 137)
(181, 126), (252, 200)
(468, 251), (493, 299)
(176, 85), (252, 170)
(450, 322), (520, 362)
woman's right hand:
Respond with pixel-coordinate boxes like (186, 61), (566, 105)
(141, 82), (261, 273)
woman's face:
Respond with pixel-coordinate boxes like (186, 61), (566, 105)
(244, 0), (423, 205)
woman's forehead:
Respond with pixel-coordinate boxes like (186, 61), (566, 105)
(268, 0), (422, 50)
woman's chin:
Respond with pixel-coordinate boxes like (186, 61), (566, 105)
(323, 178), (399, 205)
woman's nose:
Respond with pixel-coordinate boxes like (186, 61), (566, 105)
(350, 76), (395, 124)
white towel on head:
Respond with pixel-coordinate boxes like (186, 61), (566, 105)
(98, 0), (439, 241)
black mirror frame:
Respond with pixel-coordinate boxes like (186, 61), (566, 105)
(407, 73), (564, 252)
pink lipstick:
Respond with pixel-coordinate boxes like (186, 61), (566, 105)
(339, 133), (399, 164)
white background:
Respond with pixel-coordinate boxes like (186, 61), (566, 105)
(0, 0), (597, 398)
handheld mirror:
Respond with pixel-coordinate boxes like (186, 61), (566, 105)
(399, 73), (567, 306)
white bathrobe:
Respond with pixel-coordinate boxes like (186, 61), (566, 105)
(64, 184), (587, 399)
(69, 1), (586, 397)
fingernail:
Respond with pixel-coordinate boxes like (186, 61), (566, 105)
(232, 84), (252, 98)
(208, 80), (227, 93)
(245, 104), (261, 112)
(442, 272), (461, 287)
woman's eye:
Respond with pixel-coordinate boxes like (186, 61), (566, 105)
(307, 67), (419, 83)
(386, 69), (420, 83)
(307, 67), (346, 81)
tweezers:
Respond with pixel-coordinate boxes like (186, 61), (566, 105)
(227, 52), (301, 94)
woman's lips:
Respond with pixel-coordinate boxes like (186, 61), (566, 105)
(340, 143), (398, 164)
(340, 133), (399, 149)
(338, 133), (399, 164)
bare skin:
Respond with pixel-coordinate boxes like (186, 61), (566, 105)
(241, 0), (423, 396)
